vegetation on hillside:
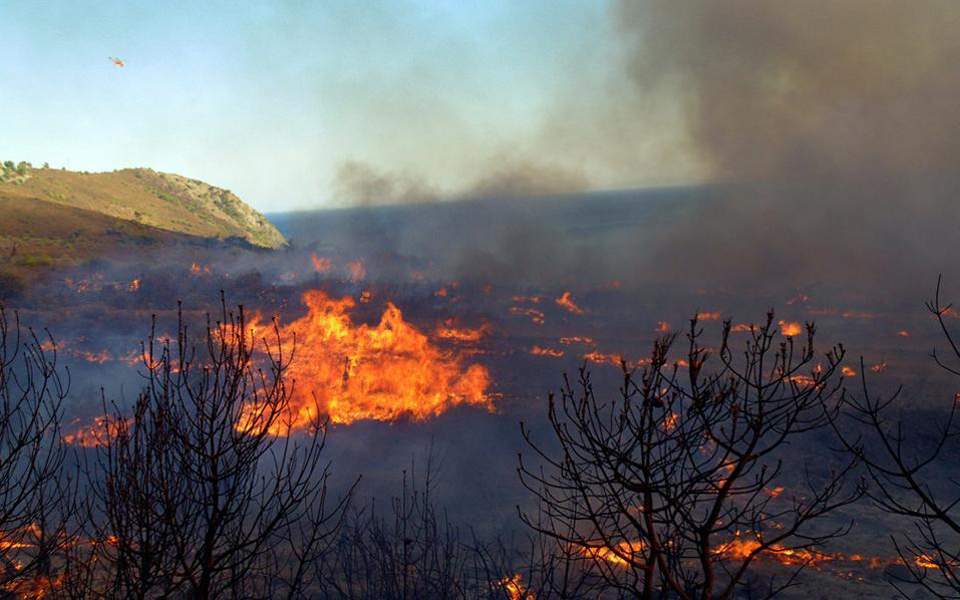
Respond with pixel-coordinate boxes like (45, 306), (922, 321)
(0, 163), (286, 294)
(0, 163), (285, 250)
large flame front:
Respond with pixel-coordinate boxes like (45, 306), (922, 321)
(253, 290), (492, 426)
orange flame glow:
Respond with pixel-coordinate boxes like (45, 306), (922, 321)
(915, 554), (941, 569)
(250, 291), (492, 426)
(555, 292), (585, 315)
(76, 350), (112, 364)
(435, 319), (489, 343)
(190, 262), (211, 275)
(579, 541), (646, 567)
(715, 537), (832, 566)
(789, 374), (817, 387)
(63, 416), (129, 448)
(498, 573), (535, 600)
(509, 307), (545, 325)
(346, 260), (366, 282)
(559, 335), (594, 345)
(310, 254), (332, 273)
(778, 320), (803, 337)
(530, 345), (564, 358)
(663, 412), (679, 432)
(583, 350), (623, 368)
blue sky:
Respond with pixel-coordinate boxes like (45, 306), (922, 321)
(0, 1), (698, 211)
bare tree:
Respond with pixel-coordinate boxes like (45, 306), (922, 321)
(72, 298), (351, 599)
(519, 313), (862, 599)
(0, 306), (75, 598)
(313, 448), (590, 600)
(828, 277), (960, 599)
(468, 498), (622, 599)
(315, 451), (482, 599)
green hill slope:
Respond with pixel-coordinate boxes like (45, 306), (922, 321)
(0, 166), (285, 249)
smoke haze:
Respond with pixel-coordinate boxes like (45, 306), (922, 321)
(322, 2), (960, 294)
(614, 0), (960, 289)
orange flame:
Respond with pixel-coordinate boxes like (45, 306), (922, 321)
(697, 311), (722, 321)
(559, 336), (594, 345)
(778, 320), (803, 337)
(509, 307), (545, 325)
(63, 416), (129, 448)
(190, 262), (211, 275)
(789, 374), (817, 387)
(579, 541), (646, 567)
(715, 537), (832, 566)
(76, 349), (111, 364)
(530, 345), (564, 358)
(582, 351), (650, 370)
(555, 292), (585, 315)
(498, 573), (535, 600)
(310, 254), (332, 273)
(249, 291), (492, 426)
(663, 412), (679, 432)
(435, 319), (489, 343)
(582, 350), (623, 367)
(346, 260), (366, 282)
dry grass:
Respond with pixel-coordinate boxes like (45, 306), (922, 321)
(0, 167), (285, 249)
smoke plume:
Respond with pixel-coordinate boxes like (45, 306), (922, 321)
(333, 159), (590, 206)
(618, 0), (960, 288)
(334, 161), (439, 206)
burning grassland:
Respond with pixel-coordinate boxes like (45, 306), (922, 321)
(6, 228), (956, 599)
(248, 289), (492, 426)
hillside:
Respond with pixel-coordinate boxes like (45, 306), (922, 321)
(0, 166), (286, 295)
(0, 166), (285, 249)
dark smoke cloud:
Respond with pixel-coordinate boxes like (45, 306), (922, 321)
(333, 159), (589, 206)
(334, 160), (439, 206)
(310, 2), (960, 296)
(618, 0), (960, 290)
(465, 161), (589, 199)
(619, 0), (960, 181)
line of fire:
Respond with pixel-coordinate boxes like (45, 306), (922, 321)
(0, 227), (957, 598)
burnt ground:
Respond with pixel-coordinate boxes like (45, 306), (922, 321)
(5, 189), (960, 598)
